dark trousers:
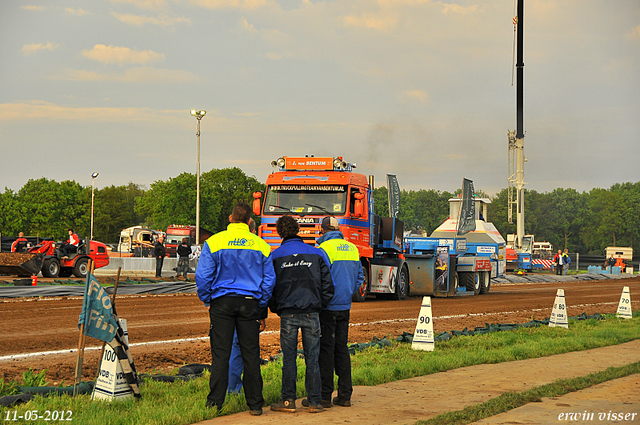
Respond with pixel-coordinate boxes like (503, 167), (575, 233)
(61, 244), (77, 257)
(208, 296), (263, 411)
(319, 310), (352, 401)
(555, 264), (562, 275)
(155, 256), (164, 277)
(177, 257), (189, 278)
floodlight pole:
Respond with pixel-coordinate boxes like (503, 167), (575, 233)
(90, 172), (99, 240)
(190, 110), (206, 246)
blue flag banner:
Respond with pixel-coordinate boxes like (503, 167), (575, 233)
(78, 273), (118, 342)
(457, 178), (476, 236)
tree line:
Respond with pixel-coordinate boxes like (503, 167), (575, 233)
(1, 170), (637, 255)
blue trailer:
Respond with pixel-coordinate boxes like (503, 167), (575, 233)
(404, 197), (506, 297)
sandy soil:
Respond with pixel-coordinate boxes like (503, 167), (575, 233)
(0, 276), (638, 386)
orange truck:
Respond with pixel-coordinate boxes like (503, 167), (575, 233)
(252, 156), (408, 301)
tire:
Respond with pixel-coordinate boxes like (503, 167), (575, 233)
(41, 258), (60, 278)
(460, 272), (480, 295)
(73, 257), (89, 278)
(390, 265), (408, 300)
(479, 271), (491, 294)
(451, 271), (459, 294)
(352, 265), (368, 302)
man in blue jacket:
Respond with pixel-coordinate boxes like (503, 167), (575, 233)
(196, 203), (276, 416)
(316, 216), (364, 408)
(269, 215), (334, 414)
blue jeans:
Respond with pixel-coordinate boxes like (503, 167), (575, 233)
(228, 332), (243, 394)
(279, 312), (322, 404)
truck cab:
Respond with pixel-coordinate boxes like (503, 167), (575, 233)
(254, 156), (407, 301)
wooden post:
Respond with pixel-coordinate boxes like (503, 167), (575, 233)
(96, 267), (121, 379)
(73, 260), (95, 396)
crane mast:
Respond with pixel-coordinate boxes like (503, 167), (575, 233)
(507, 0), (525, 249)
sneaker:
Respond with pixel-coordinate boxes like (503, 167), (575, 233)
(249, 408), (263, 416)
(308, 405), (324, 413)
(333, 397), (351, 407)
(302, 398), (332, 408)
(270, 399), (296, 413)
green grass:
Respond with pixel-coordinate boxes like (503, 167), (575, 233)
(417, 361), (640, 425)
(1, 313), (638, 424)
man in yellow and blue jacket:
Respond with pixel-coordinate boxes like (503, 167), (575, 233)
(196, 202), (276, 416)
(316, 216), (364, 408)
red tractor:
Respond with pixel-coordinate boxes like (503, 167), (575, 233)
(0, 238), (110, 278)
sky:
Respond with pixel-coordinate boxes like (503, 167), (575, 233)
(1, 0), (639, 197)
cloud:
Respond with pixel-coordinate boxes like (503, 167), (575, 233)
(0, 101), (184, 123)
(22, 42), (61, 56)
(342, 14), (398, 32)
(401, 89), (429, 103)
(109, 0), (168, 10)
(241, 17), (258, 33)
(22, 5), (45, 11)
(185, 0), (269, 10)
(81, 44), (165, 65)
(439, 3), (478, 15)
(66, 8), (92, 16)
(62, 67), (197, 83)
(630, 25), (640, 39)
(112, 13), (191, 26)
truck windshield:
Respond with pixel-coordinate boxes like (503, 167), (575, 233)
(166, 235), (184, 245)
(264, 185), (347, 215)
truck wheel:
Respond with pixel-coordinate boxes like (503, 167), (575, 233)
(472, 272), (481, 295)
(42, 258), (60, 278)
(479, 272), (491, 294)
(352, 265), (368, 303)
(390, 265), (408, 300)
(460, 272), (480, 295)
(73, 258), (89, 278)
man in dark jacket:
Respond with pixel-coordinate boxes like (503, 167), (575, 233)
(314, 216), (364, 408)
(269, 215), (334, 414)
(176, 237), (191, 279)
(154, 235), (166, 277)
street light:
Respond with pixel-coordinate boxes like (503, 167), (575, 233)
(190, 110), (206, 246)
(90, 172), (99, 240)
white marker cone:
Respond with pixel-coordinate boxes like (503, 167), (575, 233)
(616, 286), (633, 319)
(549, 289), (569, 328)
(92, 319), (134, 402)
(412, 296), (435, 351)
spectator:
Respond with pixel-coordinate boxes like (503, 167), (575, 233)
(176, 237), (191, 279)
(312, 216), (364, 408)
(195, 202), (275, 416)
(228, 217), (258, 395)
(562, 249), (571, 275)
(552, 249), (563, 275)
(154, 236), (166, 277)
(269, 215), (334, 414)
(607, 254), (616, 271)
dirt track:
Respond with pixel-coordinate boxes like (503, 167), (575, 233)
(1, 276), (638, 385)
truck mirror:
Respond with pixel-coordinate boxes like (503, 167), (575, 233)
(252, 192), (262, 216)
(353, 192), (365, 218)
(354, 199), (364, 218)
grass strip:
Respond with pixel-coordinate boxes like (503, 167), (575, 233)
(417, 361), (640, 425)
(1, 314), (638, 424)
